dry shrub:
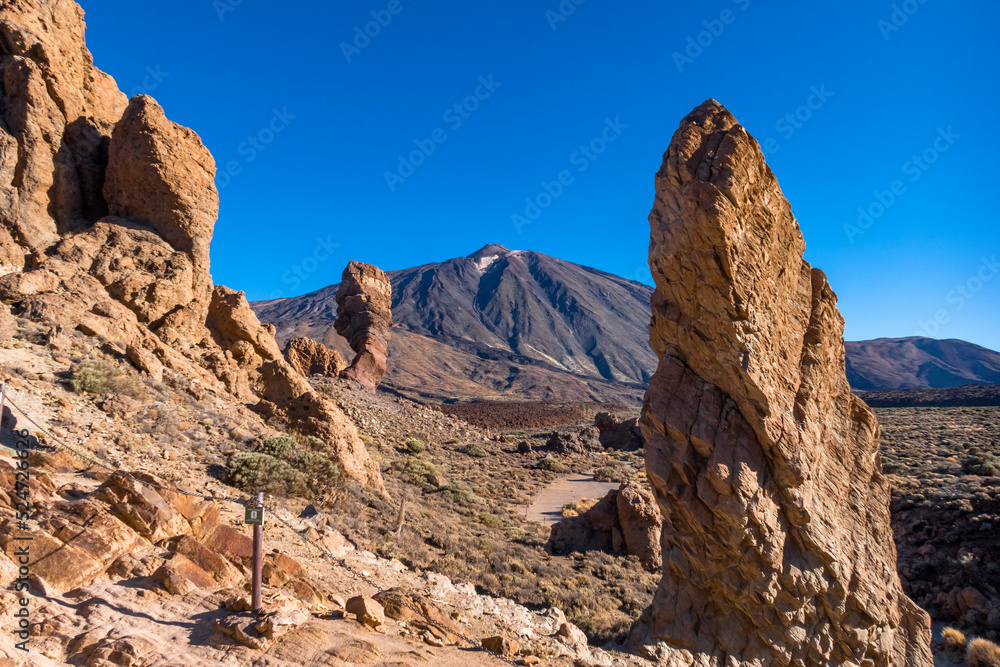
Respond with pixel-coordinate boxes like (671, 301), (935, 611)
(562, 497), (599, 518)
(943, 627), (967, 652)
(968, 638), (1000, 667)
(71, 360), (145, 398)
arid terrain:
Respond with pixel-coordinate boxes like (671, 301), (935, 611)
(1, 1), (999, 666)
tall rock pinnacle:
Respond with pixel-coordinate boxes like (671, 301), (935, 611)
(633, 100), (932, 666)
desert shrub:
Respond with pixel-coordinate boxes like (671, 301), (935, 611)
(70, 360), (144, 398)
(968, 638), (1000, 667)
(437, 482), (481, 506)
(394, 457), (438, 486)
(538, 456), (568, 473)
(963, 453), (1000, 477)
(259, 435), (295, 459)
(406, 438), (426, 453)
(593, 465), (626, 483)
(227, 452), (308, 496)
(461, 443), (487, 458)
(478, 512), (505, 528)
(562, 497), (599, 518)
(943, 627), (967, 652)
(359, 434), (373, 445)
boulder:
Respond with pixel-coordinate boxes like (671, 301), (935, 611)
(594, 412), (643, 450)
(345, 595), (385, 628)
(615, 482), (662, 571)
(482, 635), (519, 657)
(96, 472), (191, 543)
(283, 336), (347, 378)
(546, 427), (602, 455)
(335, 261), (392, 392)
(631, 99), (932, 665)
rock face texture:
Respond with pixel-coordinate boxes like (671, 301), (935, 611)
(284, 337), (347, 378)
(633, 100), (932, 666)
(0, 0), (382, 493)
(335, 261), (392, 392)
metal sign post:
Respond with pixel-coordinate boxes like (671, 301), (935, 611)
(250, 492), (264, 613)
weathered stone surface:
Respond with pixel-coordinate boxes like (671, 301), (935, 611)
(153, 552), (217, 595)
(632, 100), (932, 666)
(96, 472), (191, 543)
(482, 635), (519, 657)
(335, 261), (392, 392)
(284, 336), (347, 378)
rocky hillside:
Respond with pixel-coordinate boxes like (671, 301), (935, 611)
(0, 0), (381, 492)
(256, 255), (1000, 401)
(846, 337), (1000, 390)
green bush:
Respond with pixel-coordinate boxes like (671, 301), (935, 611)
(593, 465), (626, 483)
(259, 435), (295, 459)
(406, 438), (426, 453)
(538, 456), (569, 473)
(437, 482), (481, 506)
(394, 457), (438, 486)
(963, 453), (1000, 477)
(461, 443), (488, 458)
(70, 360), (145, 398)
(227, 452), (308, 496)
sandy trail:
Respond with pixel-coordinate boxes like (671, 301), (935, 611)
(525, 473), (620, 525)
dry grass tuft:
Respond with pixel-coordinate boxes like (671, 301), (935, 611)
(943, 627), (967, 652)
(968, 638), (1000, 667)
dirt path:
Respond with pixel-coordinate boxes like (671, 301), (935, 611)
(525, 473), (620, 525)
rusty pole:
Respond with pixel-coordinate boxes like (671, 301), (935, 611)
(251, 492), (263, 613)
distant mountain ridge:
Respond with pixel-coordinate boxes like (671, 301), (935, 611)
(845, 337), (1000, 390)
(252, 245), (1000, 401)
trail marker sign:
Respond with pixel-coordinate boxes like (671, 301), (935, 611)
(245, 505), (264, 525)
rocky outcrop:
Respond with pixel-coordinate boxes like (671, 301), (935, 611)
(0, 0), (382, 493)
(547, 426), (602, 455)
(335, 261), (392, 392)
(284, 336), (347, 378)
(548, 482), (661, 571)
(632, 100), (932, 665)
(594, 412), (643, 450)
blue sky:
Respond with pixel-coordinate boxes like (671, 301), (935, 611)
(79, 0), (999, 350)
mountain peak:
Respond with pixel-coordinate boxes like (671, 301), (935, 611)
(467, 243), (510, 258)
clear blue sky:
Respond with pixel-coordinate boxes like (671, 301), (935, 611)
(79, 0), (999, 350)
